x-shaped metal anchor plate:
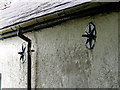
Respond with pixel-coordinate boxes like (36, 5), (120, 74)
(82, 22), (97, 49)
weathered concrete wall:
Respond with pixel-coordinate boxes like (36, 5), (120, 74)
(0, 32), (37, 88)
(0, 37), (27, 88)
(0, 11), (119, 88)
(34, 12), (118, 88)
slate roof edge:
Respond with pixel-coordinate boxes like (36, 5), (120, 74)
(0, 2), (118, 39)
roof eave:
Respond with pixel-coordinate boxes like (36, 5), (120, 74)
(0, 2), (118, 40)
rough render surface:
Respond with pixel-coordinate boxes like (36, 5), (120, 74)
(34, 12), (118, 88)
(0, 33), (37, 88)
(0, 11), (119, 88)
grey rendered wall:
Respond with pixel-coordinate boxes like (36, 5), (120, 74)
(0, 11), (119, 88)
(0, 33), (37, 88)
(34, 12), (118, 88)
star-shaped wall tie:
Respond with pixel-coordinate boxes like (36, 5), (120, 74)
(82, 22), (97, 49)
(18, 42), (26, 63)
